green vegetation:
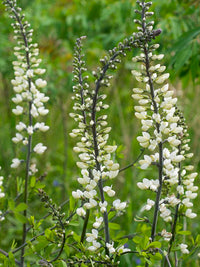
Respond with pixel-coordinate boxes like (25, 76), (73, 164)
(0, 0), (200, 266)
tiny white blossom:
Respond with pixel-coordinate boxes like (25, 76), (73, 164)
(180, 243), (189, 254)
(76, 207), (86, 217)
(113, 199), (126, 211)
(11, 158), (21, 168)
(33, 143), (47, 154)
(35, 78), (47, 88)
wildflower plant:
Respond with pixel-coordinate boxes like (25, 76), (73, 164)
(2, 0), (49, 266)
(0, 167), (5, 222)
(131, 0), (198, 265)
(0, 0), (199, 266)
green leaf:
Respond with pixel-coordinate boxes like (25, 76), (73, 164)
(8, 252), (15, 266)
(178, 230), (191, 236)
(109, 222), (120, 230)
(14, 203), (28, 212)
(195, 234), (200, 245)
(60, 261), (68, 267)
(170, 27), (200, 52)
(35, 236), (49, 251)
(30, 176), (36, 188)
(133, 236), (143, 244)
(69, 196), (75, 212)
(14, 212), (28, 224)
(28, 216), (35, 227)
(146, 241), (161, 249)
(45, 228), (54, 240)
(173, 46), (192, 71)
(150, 252), (162, 260)
(8, 199), (15, 211)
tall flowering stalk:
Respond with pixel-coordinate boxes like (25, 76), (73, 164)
(131, 0), (198, 265)
(0, 167), (5, 222)
(70, 32), (156, 262)
(3, 0), (49, 265)
(70, 36), (129, 258)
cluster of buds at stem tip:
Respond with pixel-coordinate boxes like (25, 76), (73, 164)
(0, 167), (5, 222)
(3, 0), (49, 173)
(70, 37), (129, 254)
(131, 0), (198, 249)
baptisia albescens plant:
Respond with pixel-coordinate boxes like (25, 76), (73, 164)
(130, 0), (198, 266)
(2, 0), (49, 266)
(0, 167), (5, 222)
(0, 0), (199, 266)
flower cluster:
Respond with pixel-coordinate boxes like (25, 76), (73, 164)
(70, 37), (128, 254)
(131, 0), (198, 250)
(4, 0), (49, 171)
(0, 167), (5, 222)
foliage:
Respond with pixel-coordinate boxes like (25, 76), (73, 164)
(0, 0), (200, 266)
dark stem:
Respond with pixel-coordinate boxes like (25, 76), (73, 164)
(12, 210), (76, 255)
(140, 3), (163, 266)
(6, 2), (33, 266)
(48, 204), (66, 263)
(166, 144), (182, 262)
(90, 39), (138, 252)
(151, 143), (163, 241)
(80, 210), (90, 243)
(0, 248), (21, 266)
(119, 149), (145, 173)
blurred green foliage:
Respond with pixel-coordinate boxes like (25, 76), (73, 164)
(0, 0), (200, 266)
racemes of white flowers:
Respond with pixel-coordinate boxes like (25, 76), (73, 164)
(70, 37), (128, 254)
(4, 0), (49, 172)
(0, 167), (5, 222)
(132, 0), (198, 248)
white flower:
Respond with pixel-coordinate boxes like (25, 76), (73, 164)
(137, 132), (150, 144)
(104, 145), (117, 153)
(185, 191), (197, 199)
(38, 106), (49, 116)
(34, 68), (46, 75)
(108, 170), (119, 179)
(137, 178), (151, 190)
(168, 136), (181, 147)
(12, 105), (23, 115)
(33, 143), (47, 154)
(161, 229), (172, 242)
(12, 94), (23, 103)
(185, 209), (197, 218)
(12, 133), (23, 143)
(26, 69), (34, 77)
(16, 122), (26, 131)
(11, 158), (21, 168)
(99, 201), (108, 213)
(113, 199), (126, 211)
(106, 242), (116, 254)
(27, 126), (34, 135)
(34, 122), (49, 132)
(103, 186), (115, 197)
(93, 217), (103, 228)
(117, 245), (130, 254)
(182, 198), (193, 208)
(86, 229), (98, 242)
(177, 185), (184, 195)
(180, 243), (189, 254)
(84, 198), (97, 209)
(88, 241), (101, 251)
(139, 155), (152, 169)
(76, 207), (86, 217)
(35, 78), (47, 88)
(72, 190), (83, 199)
(142, 199), (155, 211)
(76, 162), (88, 169)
